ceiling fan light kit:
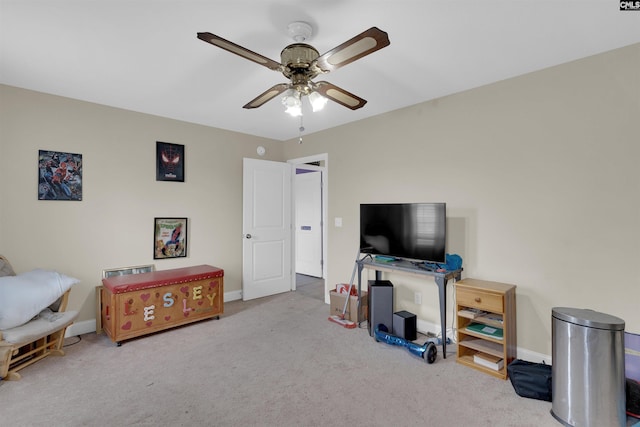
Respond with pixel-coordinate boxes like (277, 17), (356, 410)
(282, 89), (303, 117)
(197, 23), (390, 117)
(308, 91), (328, 112)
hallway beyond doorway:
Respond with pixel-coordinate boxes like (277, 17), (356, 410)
(296, 274), (324, 302)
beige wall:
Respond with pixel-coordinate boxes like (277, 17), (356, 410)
(283, 43), (640, 356)
(0, 85), (283, 323)
(1, 43), (638, 358)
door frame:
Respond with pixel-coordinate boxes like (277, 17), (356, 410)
(288, 153), (328, 301)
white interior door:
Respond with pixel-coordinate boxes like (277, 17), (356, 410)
(242, 158), (292, 300)
(295, 169), (323, 277)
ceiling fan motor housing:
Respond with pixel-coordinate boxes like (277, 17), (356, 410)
(281, 44), (321, 88)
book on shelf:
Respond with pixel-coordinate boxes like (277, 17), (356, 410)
(473, 353), (504, 371)
(458, 308), (486, 319)
(465, 322), (503, 340)
(479, 312), (504, 324)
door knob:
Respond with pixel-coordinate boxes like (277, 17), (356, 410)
(244, 234), (252, 239)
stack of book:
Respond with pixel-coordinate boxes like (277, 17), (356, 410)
(473, 353), (504, 371)
(465, 322), (503, 340)
(482, 312), (504, 324)
(458, 308), (486, 319)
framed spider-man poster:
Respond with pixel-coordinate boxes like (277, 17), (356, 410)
(154, 217), (188, 259)
(38, 150), (83, 200)
(156, 141), (184, 182)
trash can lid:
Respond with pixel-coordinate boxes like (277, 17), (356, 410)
(552, 307), (625, 330)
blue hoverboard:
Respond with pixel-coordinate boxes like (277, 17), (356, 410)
(374, 324), (438, 364)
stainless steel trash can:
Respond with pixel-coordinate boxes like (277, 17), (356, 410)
(551, 307), (625, 427)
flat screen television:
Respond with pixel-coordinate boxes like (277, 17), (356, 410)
(360, 203), (446, 264)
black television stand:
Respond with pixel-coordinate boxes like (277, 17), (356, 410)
(356, 258), (462, 358)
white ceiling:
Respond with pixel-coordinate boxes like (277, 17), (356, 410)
(1, 1), (639, 141)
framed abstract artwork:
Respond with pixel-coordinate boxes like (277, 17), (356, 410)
(154, 217), (188, 259)
(38, 150), (83, 200)
(156, 141), (184, 182)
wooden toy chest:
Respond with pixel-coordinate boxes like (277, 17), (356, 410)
(100, 265), (223, 344)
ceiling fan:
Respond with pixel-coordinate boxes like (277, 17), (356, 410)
(197, 23), (390, 112)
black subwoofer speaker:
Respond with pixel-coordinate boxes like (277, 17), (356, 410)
(368, 280), (394, 336)
(393, 310), (417, 341)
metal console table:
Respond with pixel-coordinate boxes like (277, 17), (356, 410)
(357, 258), (462, 358)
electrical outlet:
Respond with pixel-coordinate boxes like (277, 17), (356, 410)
(414, 292), (422, 305)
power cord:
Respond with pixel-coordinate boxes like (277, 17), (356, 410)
(448, 281), (458, 344)
(63, 334), (82, 348)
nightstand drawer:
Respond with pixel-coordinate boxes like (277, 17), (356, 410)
(457, 288), (503, 312)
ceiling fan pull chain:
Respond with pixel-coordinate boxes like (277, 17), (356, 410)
(298, 114), (305, 144)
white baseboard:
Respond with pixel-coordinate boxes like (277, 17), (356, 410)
(66, 319), (96, 338)
(224, 289), (242, 302)
(416, 319), (455, 341)
(516, 347), (552, 365)
(69, 289), (244, 338)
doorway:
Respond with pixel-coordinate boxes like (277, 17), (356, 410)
(289, 154), (328, 303)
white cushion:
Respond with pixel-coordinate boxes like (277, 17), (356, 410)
(0, 269), (79, 330)
(0, 310), (78, 344)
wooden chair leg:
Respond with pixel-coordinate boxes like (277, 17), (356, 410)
(0, 346), (12, 379)
(0, 325), (73, 381)
(5, 370), (22, 381)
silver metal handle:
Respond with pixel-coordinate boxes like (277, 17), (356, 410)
(245, 234), (252, 239)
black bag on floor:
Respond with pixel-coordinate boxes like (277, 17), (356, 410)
(628, 379), (640, 419)
(507, 359), (552, 402)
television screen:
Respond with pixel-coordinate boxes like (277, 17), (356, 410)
(360, 203), (446, 263)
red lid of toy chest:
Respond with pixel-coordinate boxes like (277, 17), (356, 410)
(102, 264), (223, 294)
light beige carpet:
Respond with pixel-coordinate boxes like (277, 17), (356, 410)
(0, 290), (561, 426)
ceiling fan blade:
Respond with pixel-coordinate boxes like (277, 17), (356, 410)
(315, 27), (390, 72)
(243, 83), (290, 109)
(313, 81), (367, 110)
(197, 32), (283, 72)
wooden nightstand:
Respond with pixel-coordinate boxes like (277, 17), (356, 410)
(455, 278), (516, 380)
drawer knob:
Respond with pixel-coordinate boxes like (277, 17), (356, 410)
(474, 297), (481, 303)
